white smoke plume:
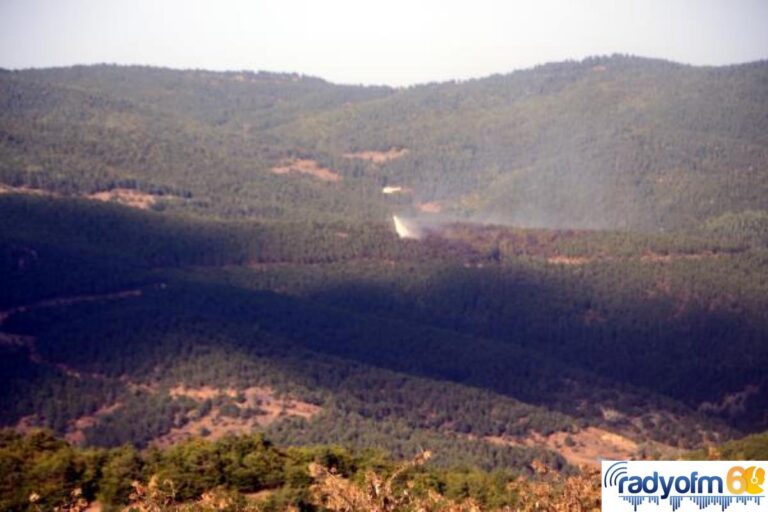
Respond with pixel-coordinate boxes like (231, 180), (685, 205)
(392, 215), (421, 239)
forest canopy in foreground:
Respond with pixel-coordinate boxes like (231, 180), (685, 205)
(3, 429), (767, 511)
(0, 429), (598, 511)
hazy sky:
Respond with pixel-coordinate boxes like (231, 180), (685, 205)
(1, 0), (766, 86)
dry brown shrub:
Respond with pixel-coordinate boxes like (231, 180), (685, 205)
(506, 461), (601, 512)
(30, 488), (89, 512)
(82, 453), (601, 511)
(123, 478), (265, 511)
(308, 451), (483, 512)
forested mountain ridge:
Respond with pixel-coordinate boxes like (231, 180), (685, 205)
(273, 56), (768, 229)
(2, 55), (767, 228)
(0, 68), (391, 220)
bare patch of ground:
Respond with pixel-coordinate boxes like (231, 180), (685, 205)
(343, 148), (409, 163)
(170, 385), (232, 401)
(84, 501), (103, 512)
(171, 385), (320, 421)
(486, 427), (642, 468)
(639, 251), (720, 263)
(417, 202), (442, 213)
(546, 255), (593, 266)
(154, 386), (321, 447)
(65, 403), (123, 445)
(271, 159), (341, 182)
(13, 415), (40, 434)
(0, 185), (57, 197)
(485, 424), (684, 469)
(153, 414), (257, 448)
(546, 251), (725, 267)
(0, 184), (176, 211)
(88, 188), (158, 210)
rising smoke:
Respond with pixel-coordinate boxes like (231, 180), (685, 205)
(392, 215), (422, 239)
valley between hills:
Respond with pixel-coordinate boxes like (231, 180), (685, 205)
(1, 55), (767, 509)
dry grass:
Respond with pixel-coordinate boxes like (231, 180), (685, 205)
(546, 251), (724, 267)
(486, 427), (639, 469)
(29, 488), (89, 512)
(545, 256), (593, 266)
(0, 185), (165, 210)
(65, 403), (123, 445)
(416, 202), (442, 213)
(342, 148), (409, 163)
(153, 386), (321, 448)
(271, 159), (342, 182)
(639, 251), (719, 263)
(0, 185), (57, 197)
(88, 189), (158, 210)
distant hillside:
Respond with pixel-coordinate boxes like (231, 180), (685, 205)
(4, 194), (768, 470)
(273, 56), (768, 229)
(0, 67), (391, 220)
(1, 57), (768, 475)
(2, 55), (767, 229)
(688, 430), (768, 460)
